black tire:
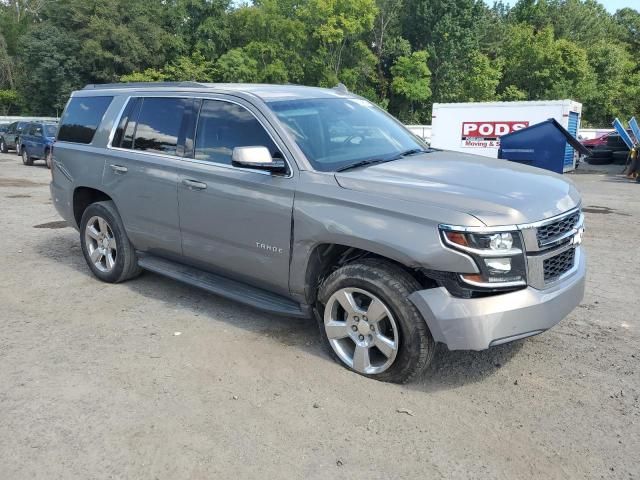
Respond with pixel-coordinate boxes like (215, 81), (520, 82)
(316, 258), (435, 383)
(79, 200), (142, 283)
(45, 148), (52, 169)
(0, 137), (7, 153)
(588, 148), (613, 159)
(21, 148), (33, 166)
(612, 150), (630, 165)
(15, 140), (21, 155)
(586, 156), (614, 165)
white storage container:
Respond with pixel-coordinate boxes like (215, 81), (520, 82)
(431, 100), (582, 171)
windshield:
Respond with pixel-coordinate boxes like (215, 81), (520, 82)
(267, 98), (426, 172)
(44, 124), (58, 137)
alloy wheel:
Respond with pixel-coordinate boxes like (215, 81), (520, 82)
(323, 287), (399, 375)
(84, 216), (117, 273)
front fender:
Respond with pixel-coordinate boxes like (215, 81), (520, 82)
(289, 172), (481, 299)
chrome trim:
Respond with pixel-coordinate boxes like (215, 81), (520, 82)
(105, 94), (295, 179)
(439, 223), (519, 233)
(516, 206), (581, 230)
(106, 95), (131, 147)
(441, 230), (523, 257)
(527, 242), (581, 290)
(458, 275), (527, 289)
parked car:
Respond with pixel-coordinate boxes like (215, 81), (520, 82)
(19, 121), (58, 168)
(50, 83), (586, 383)
(0, 123), (9, 134)
(581, 130), (632, 150)
(0, 120), (29, 153)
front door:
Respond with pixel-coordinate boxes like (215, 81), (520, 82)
(176, 98), (296, 296)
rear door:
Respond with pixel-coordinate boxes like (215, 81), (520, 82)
(30, 124), (46, 158)
(175, 98), (296, 296)
(102, 96), (192, 257)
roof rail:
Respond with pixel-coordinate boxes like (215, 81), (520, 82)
(82, 81), (207, 90)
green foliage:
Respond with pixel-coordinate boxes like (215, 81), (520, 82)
(0, 88), (19, 115)
(0, 0), (638, 125)
(16, 24), (81, 115)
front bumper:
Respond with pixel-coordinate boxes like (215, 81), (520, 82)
(409, 247), (586, 350)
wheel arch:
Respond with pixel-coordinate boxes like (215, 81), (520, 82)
(73, 186), (113, 228)
(301, 242), (436, 306)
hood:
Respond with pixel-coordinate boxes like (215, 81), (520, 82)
(334, 151), (581, 226)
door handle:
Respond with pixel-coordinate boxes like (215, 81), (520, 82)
(110, 164), (128, 174)
(182, 179), (207, 190)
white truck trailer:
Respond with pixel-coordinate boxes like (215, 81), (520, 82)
(430, 100), (582, 172)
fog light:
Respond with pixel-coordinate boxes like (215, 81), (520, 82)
(489, 233), (513, 250)
(485, 257), (511, 272)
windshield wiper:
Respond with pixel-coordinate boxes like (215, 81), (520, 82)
(336, 148), (431, 172)
(392, 148), (430, 159)
(336, 158), (395, 172)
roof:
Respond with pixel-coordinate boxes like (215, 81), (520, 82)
(81, 82), (354, 102)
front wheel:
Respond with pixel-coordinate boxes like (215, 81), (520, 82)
(0, 138), (7, 153)
(317, 259), (435, 383)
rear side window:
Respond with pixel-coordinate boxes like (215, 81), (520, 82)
(132, 98), (190, 156)
(194, 100), (277, 165)
(58, 96), (113, 144)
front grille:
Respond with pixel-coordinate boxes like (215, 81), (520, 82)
(543, 248), (575, 283)
(536, 211), (580, 247)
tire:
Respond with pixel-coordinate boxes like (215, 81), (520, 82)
(588, 148), (613, 159)
(0, 137), (7, 153)
(316, 258), (435, 383)
(612, 150), (630, 165)
(21, 148), (33, 166)
(45, 148), (52, 169)
(79, 201), (142, 283)
(15, 140), (20, 155)
(586, 156), (614, 165)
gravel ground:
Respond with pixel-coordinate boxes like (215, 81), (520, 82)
(0, 152), (638, 480)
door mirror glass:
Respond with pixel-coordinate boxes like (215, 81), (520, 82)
(231, 146), (287, 173)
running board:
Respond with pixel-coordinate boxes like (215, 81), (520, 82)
(138, 254), (309, 318)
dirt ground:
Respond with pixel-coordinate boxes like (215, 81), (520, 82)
(0, 152), (638, 480)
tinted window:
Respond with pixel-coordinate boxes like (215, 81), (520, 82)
(112, 98), (138, 148)
(195, 100), (277, 165)
(58, 96), (113, 144)
(31, 124), (43, 136)
(267, 98), (425, 172)
(44, 124), (58, 137)
(133, 98), (189, 155)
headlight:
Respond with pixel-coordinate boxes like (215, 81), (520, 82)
(441, 228), (527, 288)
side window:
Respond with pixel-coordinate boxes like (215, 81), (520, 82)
(194, 100), (278, 165)
(112, 98), (138, 148)
(34, 125), (43, 136)
(58, 96), (113, 144)
(132, 97), (190, 156)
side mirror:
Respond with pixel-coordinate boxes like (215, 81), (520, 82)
(231, 146), (287, 174)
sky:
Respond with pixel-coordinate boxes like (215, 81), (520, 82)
(492, 0), (638, 13)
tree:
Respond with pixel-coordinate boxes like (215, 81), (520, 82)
(16, 24), (81, 115)
(390, 50), (431, 122)
(0, 88), (18, 115)
(214, 48), (259, 82)
(498, 25), (596, 102)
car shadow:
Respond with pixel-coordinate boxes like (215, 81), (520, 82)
(36, 232), (523, 388)
(35, 232), (326, 359)
(410, 341), (525, 392)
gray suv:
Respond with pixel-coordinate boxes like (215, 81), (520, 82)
(50, 82), (586, 383)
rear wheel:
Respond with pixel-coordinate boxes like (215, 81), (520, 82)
(21, 148), (33, 166)
(0, 138), (7, 153)
(316, 259), (435, 383)
(79, 201), (142, 283)
(45, 149), (53, 169)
